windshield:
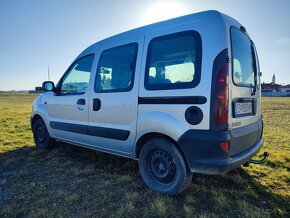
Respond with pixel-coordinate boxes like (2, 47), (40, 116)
(231, 27), (256, 87)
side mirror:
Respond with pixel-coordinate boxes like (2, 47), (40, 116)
(42, 81), (55, 92)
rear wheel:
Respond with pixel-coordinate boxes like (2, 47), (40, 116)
(139, 138), (192, 195)
(32, 118), (55, 149)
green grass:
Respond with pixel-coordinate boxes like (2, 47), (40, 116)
(0, 93), (289, 217)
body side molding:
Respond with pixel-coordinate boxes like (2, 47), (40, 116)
(138, 96), (207, 104)
(50, 121), (130, 141)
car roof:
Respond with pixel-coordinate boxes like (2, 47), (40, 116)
(77, 10), (241, 58)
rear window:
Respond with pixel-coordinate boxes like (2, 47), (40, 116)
(231, 27), (256, 87)
(145, 31), (202, 90)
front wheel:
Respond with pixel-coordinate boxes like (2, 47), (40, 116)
(32, 118), (55, 149)
(139, 138), (192, 196)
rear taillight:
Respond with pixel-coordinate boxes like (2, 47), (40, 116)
(214, 64), (229, 126)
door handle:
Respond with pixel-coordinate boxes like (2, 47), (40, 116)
(77, 98), (86, 105)
(93, 98), (101, 111)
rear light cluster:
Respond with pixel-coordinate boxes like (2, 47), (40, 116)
(214, 64), (229, 126)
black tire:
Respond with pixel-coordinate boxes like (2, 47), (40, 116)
(139, 138), (192, 196)
(32, 118), (55, 149)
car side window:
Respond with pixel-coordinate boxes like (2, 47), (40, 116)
(95, 43), (138, 93)
(145, 31), (202, 90)
(61, 55), (95, 95)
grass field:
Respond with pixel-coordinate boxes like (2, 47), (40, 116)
(0, 93), (289, 217)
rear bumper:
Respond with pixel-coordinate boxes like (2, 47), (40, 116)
(177, 120), (263, 174)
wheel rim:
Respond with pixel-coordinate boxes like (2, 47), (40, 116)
(147, 149), (176, 184)
(36, 125), (45, 142)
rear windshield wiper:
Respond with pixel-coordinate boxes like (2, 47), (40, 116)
(251, 43), (258, 96)
(251, 84), (257, 96)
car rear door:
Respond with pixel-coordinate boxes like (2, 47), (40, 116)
(228, 27), (262, 154)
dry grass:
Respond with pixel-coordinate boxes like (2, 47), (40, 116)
(0, 93), (289, 217)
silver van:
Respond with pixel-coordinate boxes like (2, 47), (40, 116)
(31, 10), (267, 195)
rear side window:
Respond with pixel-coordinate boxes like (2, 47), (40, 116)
(145, 31), (202, 90)
(231, 27), (256, 87)
(95, 43), (138, 92)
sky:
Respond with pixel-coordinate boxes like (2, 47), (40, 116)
(0, 0), (289, 91)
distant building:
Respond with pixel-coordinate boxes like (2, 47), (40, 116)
(280, 84), (290, 93)
(261, 74), (290, 96)
(261, 74), (281, 92)
(28, 86), (45, 94)
(272, 74), (276, 85)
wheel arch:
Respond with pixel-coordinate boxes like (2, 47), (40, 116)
(135, 132), (189, 168)
(30, 114), (43, 129)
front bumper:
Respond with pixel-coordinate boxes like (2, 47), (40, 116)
(177, 120), (263, 174)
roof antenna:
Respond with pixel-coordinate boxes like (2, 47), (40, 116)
(47, 65), (50, 81)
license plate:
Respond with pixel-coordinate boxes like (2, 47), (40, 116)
(234, 102), (253, 116)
